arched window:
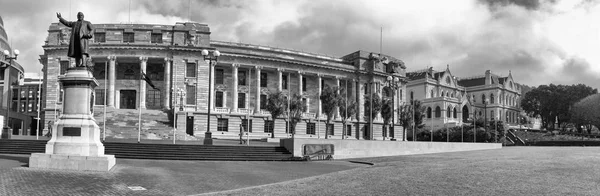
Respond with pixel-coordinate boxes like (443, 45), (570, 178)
(490, 93), (495, 104)
(482, 94), (486, 104)
(427, 107), (432, 118)
(446, 106), (451, 118)
(410, 91), (414, 103)
(435, 106), (441, 118)
(446, 77), (451, 84)
(491, 110), (495, 120)
(453, 107), (457, 118)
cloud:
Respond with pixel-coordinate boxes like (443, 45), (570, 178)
(0, 0), (598, 90)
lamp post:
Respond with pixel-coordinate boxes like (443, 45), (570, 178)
(201, 49), (220, 145)
(2, 49), (19, 139)
(484, 98), (489, 143)
(386, 75), (400, 140)
(177, 88), (186, 111)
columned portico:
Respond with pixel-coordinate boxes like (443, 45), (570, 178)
(139, 56), (148, 109)
(107, 56), (116, 108)
(277, 68), (283, 91)
(317, 74), (323, 118)
(335, 76), (341, 120)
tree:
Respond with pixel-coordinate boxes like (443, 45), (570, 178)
(399, 100), (426, 141)
(570, 94), (600, 134)
(288, 93), (306, 138)
(319, 85), (342, 138)
(338, 87), (357, 138)
(265, 90), (287, 138)
(521, 84), (597, 129)
(380, 98), (393, 139)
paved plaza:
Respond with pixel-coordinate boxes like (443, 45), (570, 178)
(2, 147), (600, 195)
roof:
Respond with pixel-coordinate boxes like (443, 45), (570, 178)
(406, 68), (432, 80)
(457, 77), (485, 87)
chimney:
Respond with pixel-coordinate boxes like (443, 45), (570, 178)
(485, 70), (491, 85)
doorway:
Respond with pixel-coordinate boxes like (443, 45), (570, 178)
(186, 116), (194, 135)
(120, 90), (136, 109)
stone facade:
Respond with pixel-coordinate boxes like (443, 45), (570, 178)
(40, 22), (408, 141)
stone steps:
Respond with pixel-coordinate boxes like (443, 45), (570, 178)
(0, 140), (294, 161)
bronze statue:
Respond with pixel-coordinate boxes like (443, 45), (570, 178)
(56, 12), (93, 67)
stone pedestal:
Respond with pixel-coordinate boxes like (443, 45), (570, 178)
(29, 68), (115, 172)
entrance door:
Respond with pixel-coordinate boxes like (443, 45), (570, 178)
(186, 116), (194, 135)
(120, 90), (136, 109)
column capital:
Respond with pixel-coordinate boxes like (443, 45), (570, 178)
(297, 71), (305, 75)
(164, 57), (171, 62)
(277, 68), (285, 72)
(107, 56), (116, 61)
(139, 56), (148, 62)
(317, 73), (324, 78)
(255, 65), (264, 70)
(232, 63), (240, 68)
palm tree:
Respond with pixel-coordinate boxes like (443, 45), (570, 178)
(265, 90), (287, 138)
(319, 85), (342, 138)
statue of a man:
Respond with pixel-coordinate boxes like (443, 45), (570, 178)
(56, 12), (93, 67)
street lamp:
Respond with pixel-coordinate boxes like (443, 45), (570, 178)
(201, 49), (220, 145)
(2, 49), (19, 138)
(386, 75), (400, 141)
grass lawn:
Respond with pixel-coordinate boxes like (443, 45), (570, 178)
(201, 147), (600, 196)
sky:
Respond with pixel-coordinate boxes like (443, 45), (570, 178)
(0, 0), (599, 89)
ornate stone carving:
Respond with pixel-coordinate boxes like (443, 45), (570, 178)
(260, 87), (270, 95)
(184, 78), (196, 86)
(238, 86), (249, 93)
(216, 84), (228, 92)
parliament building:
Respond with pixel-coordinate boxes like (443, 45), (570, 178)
(39, 21), (522, 141)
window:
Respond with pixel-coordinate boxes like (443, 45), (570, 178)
(430, 90), (434, 98)
(151, 33), (162, 43)
(124, 69), (135, 79)
(146, 89), (162, 108)
(302, 77), (307, 92)
(321, 79), (325, 91)
(302, 98), (307, 112)
(260, 72), (267, 87)
(94, 32), (106, 43)
(0, 69), (4, 80)
(242, 119), (252, 132)
(123, 32), (134, 43)
(410, 91), (414, 103)
(446, 77), (451, 84)
(264, 120), (274, 133)
(260, 94), (267, 110)
(326, 124), (334, 136)
(364, 83), (368, 95)
(447, 106), (451, 118)
(238, 71), (246, 86)
(217, 118), (228, 132)
(427, 107), (432, 118)
(186, 63), (196, 78)
(215, 91), (224, 107)
(453, 108), (457, 118)
(491, 93), (495, 104)
(60, 61), (69, 75)
(482, 94), (486, 104)
(382, 125), (387, 138)
(216, 69), (224, 84)
(282, 74), (288, 90)
(306, 123), (316, 134)
(435, 106), (441, 118)
(95, 89), (105, 105)
(186, 85), (195, 105)
(238, 93), (246, 109)
(346, 125), (352, 136)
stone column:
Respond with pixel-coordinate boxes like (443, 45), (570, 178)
(107, 56), (116, 108)
(255, 66), (262, 114)
(208, 60), (216, 111)
(232, 64), (239, 113)
(298, 71), (303, 96)
(163, 58), (171, 109)
(317, 74), (322, 119)
(277, 68), (283, 91)
(139, 56), (148, 109)
(335, 77), (341, 120)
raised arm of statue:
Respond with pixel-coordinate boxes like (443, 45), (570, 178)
(57, 12), (74, 27)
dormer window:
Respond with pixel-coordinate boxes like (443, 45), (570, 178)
(446, 77), (451, 84)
